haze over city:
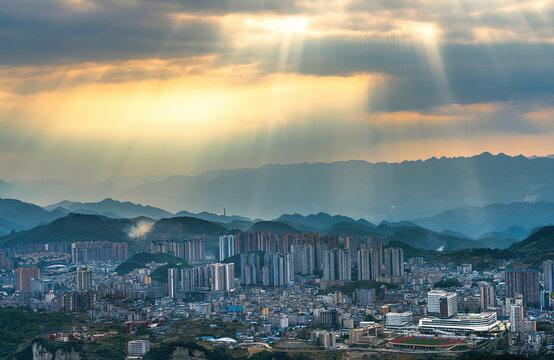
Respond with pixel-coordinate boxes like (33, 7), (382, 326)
(1, 1), (554, 360)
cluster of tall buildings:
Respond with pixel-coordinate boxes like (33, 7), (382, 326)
(384, 248), (405, 277)
(168, 263), (234, 298)
(290, 244), (315, 275)
(263, 253), (295, 287)
(221, 233), (404, 286)
(229, 232), (341, 271)
(71, 241), (128, 264)
(323, 249), (351, 282)
(358, 237), (404, 281)
(150, 239), (204, 262)
(240, 252), (262, 285)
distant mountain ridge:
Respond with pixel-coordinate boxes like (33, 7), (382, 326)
(45, 198), (173, 219)
(3, 153), (554, 220)
(175, 210), (251, 223)
(0, 198), (66, 235)
(274, 212), (375, 230)
(414, 201), (554, 239)
(436, 225), (554, 269)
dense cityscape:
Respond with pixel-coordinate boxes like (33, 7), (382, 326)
(2, 0), (554, 358)
(1, 225), (554, 359)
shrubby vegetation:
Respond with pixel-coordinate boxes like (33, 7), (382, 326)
(115, 252), (186, 275)
(0, 307), (75, 358)
(434, 278), (462, 288)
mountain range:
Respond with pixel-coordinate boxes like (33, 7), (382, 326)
(414, 201), (554, 239)
(44, 198), (173, 219)
(0, 212), (482, 252)
(1, 204), (553, 265)
(2, 153), (554, 221)
(0, 198), (65, 235)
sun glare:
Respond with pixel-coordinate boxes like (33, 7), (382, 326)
(245, 17), (309, 35)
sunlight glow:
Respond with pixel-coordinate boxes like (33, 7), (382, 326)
(244, 17), (309, 35)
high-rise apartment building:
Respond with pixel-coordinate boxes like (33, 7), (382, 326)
(112, 242), (128, 262)
(76, 268), (92, 290)
(323, 249), (351, 282)
(384, 248), (404, 277)
(180, 265), (211, 292)
(240, 252), (261, 285)
(219, 235), (236, 260)
(506, 270), (539, 307)
(15, 267), (40, 293)
(168, 268), (178, 298)
(62, 291), (94, 312)
(150, 239), (203, 262)
(291, 244), (315, 275)
(353, 288), (376, 306)
(262, 253), (294, 287)
(510, 295), (525, 333)
(479, 282), (495, 310)
(358, 248), (380, 281)
(71, 241), (128, 263)
(343, 236), (355, 250)
(209, 263), (235, 291)
(543, 260), (554, 294)
(365, 236), (382, 254)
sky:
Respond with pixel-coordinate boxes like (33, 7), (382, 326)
(1, 0), (553, 182)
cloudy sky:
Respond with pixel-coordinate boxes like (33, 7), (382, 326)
(1, 0), (553, 182)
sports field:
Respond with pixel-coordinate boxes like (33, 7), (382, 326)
(395, 337), (451, 345)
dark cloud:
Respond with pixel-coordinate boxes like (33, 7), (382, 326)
(0, 0), (222, 65)
(281, 39), (554, 111)
(1, 0), (553, 112)
(139, 0), (304, 14)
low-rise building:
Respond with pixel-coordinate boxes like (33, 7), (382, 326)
(419, 312), (499, 334)
(128, 340), (150, 356)
(349, 323), (384, 344)
(385, 311), (413, 329)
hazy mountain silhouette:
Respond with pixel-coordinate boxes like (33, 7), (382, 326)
(274, 212), (375, 230)
(45, 198), (173, 219)
(174, 210), (251, 223)
(414, 201), (554, 239)
(0, 198), (66, 235)
(3, 153), (554, 221)
(115, 152), (554, 220)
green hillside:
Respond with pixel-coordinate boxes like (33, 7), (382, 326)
(324, 221), (381, 238)
(384, 240), (435, 259)
(0, 213), (135, 248)
(508, 226), (554, 266)
(247, 221), (301, 234)
(385, 226), (481, 251)
(115, 252), (185, 275)
(150, 216), (227, 236)
(432, 248), (515, 270)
